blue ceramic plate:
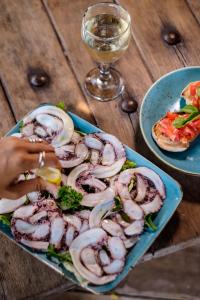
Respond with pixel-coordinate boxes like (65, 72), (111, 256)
(3, 108), (182, 294)
(140, 66), (200, 175)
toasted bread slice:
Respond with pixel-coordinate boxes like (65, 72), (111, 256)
(181, 81), (200, 105)
(152, 121), (189, 152)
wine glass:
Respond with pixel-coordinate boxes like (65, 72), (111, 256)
(81, 2), (131, 101)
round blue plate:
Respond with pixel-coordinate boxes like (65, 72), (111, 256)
(140, 66), (200, 175)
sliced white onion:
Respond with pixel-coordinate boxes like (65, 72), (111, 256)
(82, 187), (115, 207)
(67, 164), (89, 191)
(89, 199), (114, 228)
(91, 158), (126, 178)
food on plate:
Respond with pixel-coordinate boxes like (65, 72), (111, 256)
(152, 104), (200, 152)
(0, 104), (166, 286)
(181, 81), (200, 109)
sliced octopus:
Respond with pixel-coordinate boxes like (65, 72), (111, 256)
(22, 105), (74, 147)
(84, 133), (126, 178)
(55, 132), (89, 168)
(116, 167), (165, 216)
(67, 163), (115, 207)
(69, 228), (126, 285)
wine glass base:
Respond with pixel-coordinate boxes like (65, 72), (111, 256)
(84, 67), (124, 101)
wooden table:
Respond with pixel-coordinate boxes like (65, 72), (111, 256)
(0, 0), (200, 298)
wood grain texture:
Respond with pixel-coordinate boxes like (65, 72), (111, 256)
(187, 0), (200, 23)
(0, 84), (15, 136)
(0, 233), (74, 300)
(43, 0), (139, 149)
(0, 0), (93, 123)
(119, 0), (200, 80)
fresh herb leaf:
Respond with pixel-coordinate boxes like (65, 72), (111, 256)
(0, 213), (12, 226)
(57, 185), (83, 211)
(121, 160), (136, 171)
(128, 178), (136, 192)
(180, 104), (199, 114)
(120, 211), (131, 223)
(145, 214), (157, 231)
(173, 112), (199, 128)
(47, 245), (72, 263)
(112, 196), (122, 212)
(18, 120), (24, 131)
(56, 102), (66, 111)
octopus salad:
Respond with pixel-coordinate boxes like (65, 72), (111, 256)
(0, 104), (166, 286)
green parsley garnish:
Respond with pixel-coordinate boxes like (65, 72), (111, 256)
(56, 101), (66, 111)
(121, 160), (136, 171)
(57, 185), (83, 211)
(145, 214), (157, 232)
(47, 245), (72, 263)
(173, 104), (200, 128)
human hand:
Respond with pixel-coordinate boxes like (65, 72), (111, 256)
(0, 137), (61, 199)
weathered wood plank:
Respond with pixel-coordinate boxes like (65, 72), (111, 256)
(43, 0), (140, 148)
(119, 0), (200, 80)
(0, 0), (93, 123)
(187, 0), (200, 23)
(0, 83), (15, 136)
(0, 233), (73, 300)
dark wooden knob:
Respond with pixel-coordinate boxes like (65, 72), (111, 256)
(163, 30), (181, 45)
(28, 68), (50, 88)
(121, 90), (138, 113)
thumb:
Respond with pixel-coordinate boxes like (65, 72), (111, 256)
(5, 178), (47, 200)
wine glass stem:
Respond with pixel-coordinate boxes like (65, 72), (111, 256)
(99, 63), (111, 81)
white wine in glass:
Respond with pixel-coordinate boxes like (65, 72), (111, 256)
(82, 3), (131, 101)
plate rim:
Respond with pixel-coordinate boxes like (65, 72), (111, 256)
(139, 66), (200, 176)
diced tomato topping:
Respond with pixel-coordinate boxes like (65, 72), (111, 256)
(166, 112), (179, 121)
(159, 113), (200, 143)
(190, 85), (196, 96)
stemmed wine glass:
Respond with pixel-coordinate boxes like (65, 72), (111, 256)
(81, 2), (131, 101)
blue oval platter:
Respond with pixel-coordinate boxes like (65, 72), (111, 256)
(2, 105), (183, 294)
(140, 66), (200, 175)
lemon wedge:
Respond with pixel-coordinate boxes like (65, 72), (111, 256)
(36, 167), (62, 185)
